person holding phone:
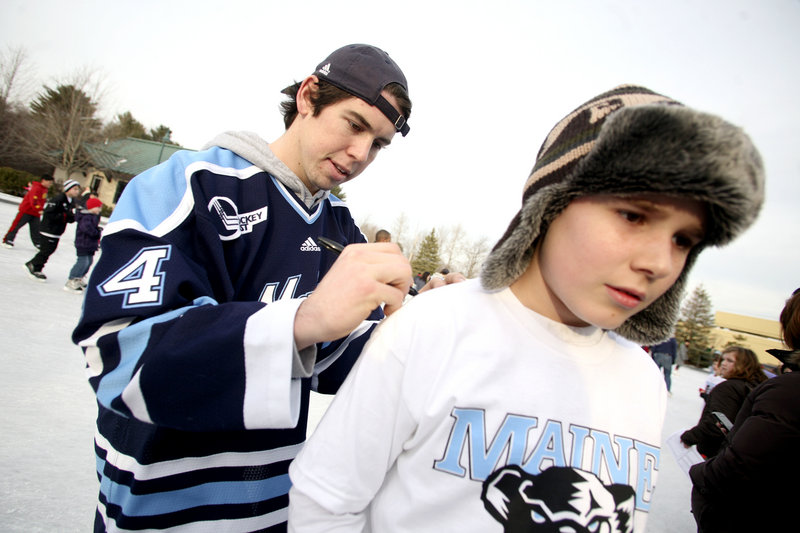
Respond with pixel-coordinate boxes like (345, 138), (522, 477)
(689, 290), (800, 532)
(680, 346), (767, 457)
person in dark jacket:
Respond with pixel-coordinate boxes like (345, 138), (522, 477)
(64, 197), (102, 292)
(24, 179), (81, 281)
(650, 336), (678, 393)
(680, 345), (767, 457)
(689, 290), (800, 532)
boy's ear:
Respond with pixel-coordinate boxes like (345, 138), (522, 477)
(296, 75), (319, 117)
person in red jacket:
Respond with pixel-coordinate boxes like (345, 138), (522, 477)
(3, 174), (54, 248)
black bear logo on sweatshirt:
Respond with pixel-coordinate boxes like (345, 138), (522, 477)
(481, 465), (635, 533)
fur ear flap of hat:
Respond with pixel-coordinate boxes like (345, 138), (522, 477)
(481, 85), (765, 345)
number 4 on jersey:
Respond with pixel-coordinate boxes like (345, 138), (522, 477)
(98, 245), (171, 308)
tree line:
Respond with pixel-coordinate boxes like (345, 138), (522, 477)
(359, 215), (490, 279)
(0, 46), (178, 178)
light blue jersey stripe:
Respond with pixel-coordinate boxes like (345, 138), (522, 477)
(95, 297), (217, 410)
(109, 147), (255, 232)
(99, 470), (291, 516)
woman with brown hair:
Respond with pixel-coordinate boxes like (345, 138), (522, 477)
(680, 345), (767, 457)
(689, 290), (800, 532)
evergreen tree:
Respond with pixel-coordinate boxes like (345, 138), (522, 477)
(676, 285), (715, 366)
(330, 184), (346, 200)
(102, 111), (147, 140)
(411, 229), (441, 275)
(27, 82), (101, 175)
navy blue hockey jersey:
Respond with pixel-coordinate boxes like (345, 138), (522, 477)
(72, 145), (381, 531)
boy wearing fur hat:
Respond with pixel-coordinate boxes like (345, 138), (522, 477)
(288, 85), (764, 532)
(24, 178), (81, 281)
(64, 196), (103, 293)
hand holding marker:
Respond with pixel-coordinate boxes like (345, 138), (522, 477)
(318, 236), (418, 297)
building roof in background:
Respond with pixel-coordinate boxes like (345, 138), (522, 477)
(84, 138), (192, 176)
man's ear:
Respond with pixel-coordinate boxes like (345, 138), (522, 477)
(296, 75), (319, 117)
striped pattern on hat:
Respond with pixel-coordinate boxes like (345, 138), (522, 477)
(63, 179), (80, 192)
(522, 85), (678, 202)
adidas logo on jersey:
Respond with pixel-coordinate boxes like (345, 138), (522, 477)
(300, 237), (321, 252)
(318, 63), (331, 76)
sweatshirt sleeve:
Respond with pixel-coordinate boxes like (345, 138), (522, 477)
(680, 380), (740, 455)
(289, 310), (414, 530)
(72, 150), (308, 432)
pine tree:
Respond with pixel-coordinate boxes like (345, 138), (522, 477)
(410, 229), (441, 275)
(676, 285), (716, 366)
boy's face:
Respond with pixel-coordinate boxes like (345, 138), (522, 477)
(293, 80), (399, 194)
(512, 193), (706, 330)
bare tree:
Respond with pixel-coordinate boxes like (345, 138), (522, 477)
(460, 236), (490, 278)
(438, 223), (468, 269)
(391, 212), (413, 256)
(22, 68), (105, 177)
(0, 46), (36, 165)
(0, 45), (34, 112)
(357, 219), (380, 243)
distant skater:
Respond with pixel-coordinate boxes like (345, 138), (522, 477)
(3, 174), (53, 248)
(64, 197), (103, 293)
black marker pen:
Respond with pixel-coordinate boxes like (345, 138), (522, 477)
(318, 236), (418, 296)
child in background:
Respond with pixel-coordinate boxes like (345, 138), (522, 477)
(287, 85), (765, 532)
(64, 197), (102, 293)
(700, 351), (727, 400)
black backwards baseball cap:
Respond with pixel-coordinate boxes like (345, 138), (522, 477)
(313, 44), (410, 136)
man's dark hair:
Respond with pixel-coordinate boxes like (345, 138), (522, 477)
(280, 80), (411, 130)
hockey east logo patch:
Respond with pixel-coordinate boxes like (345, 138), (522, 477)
(482, 465), (635, 533)
(208, 196), (268, 241)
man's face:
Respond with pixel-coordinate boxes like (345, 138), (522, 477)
(294, 89), (400, 194)
(66, 187), (81, 198)
(42, 180), (53, 189)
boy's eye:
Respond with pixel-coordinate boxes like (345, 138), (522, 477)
(619, 210), (643, 223)
(673, 233), (697, 250)
(348, 120), (363, 132)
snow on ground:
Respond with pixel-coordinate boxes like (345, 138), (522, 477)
(0, 196), (707, 532)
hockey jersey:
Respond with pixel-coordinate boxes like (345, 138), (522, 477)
(72, 133), (380, 532)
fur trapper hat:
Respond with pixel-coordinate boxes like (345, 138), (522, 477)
(481, 85), (764, 344)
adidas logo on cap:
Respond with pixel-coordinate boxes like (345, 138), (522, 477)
(318, 63), (331, 76)
(300, 237), (321, 252)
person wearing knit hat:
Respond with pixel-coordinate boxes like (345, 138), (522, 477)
(288, 85), (764, 532)
(24, 178), (83, 280)
(64, 196), (103, 293)
(62, 179), (80, 193)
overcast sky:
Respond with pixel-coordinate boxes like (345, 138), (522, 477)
(2, 0), (798, 321)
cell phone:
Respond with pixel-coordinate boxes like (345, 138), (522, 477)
(712, 411), (733, 431)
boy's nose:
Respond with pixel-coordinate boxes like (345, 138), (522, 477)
(632, 236), (675, 279)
